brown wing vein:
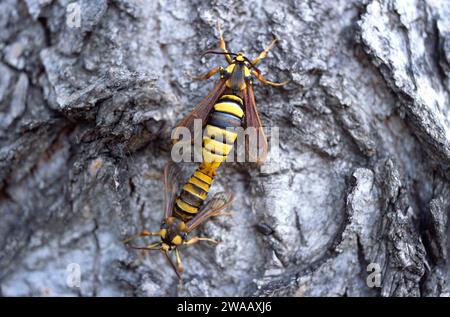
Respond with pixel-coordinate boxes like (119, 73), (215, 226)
(243, 82), (268, 164)
(173, 78), (227, 144)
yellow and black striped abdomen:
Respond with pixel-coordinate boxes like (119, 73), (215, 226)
(174, 170), (212, 220)
(174, 94), (244, 221)
(203, 94), (244, 164)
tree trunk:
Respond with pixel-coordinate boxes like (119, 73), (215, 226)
(0, 0), (449, 297)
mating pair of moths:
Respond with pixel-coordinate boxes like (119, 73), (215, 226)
(125, 24), (287, 278)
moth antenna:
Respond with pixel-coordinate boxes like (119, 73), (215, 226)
(200, 50), (238, 58)
(163, 249), (182, 280)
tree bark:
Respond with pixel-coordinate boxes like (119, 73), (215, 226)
(0, 0), (449, 296)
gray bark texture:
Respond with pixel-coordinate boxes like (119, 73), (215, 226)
(0, 0), (449, 297)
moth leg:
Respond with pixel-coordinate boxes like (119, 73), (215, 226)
(217, 20), (233, 64)
(175, 248), (184, 274)
(187, 66), (221, 81)
(251, 38), (277, 66)
(251, 69), (289, 87)
(123, 230), (161, 245)
(129, 242), (161, 251)
(184, 236), (219, 246)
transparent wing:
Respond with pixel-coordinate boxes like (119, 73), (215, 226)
(243, 82), (268, 164)
(172, 78), (227, 144)
(185, 191), (235, 232)
(163, 162), (183, 220)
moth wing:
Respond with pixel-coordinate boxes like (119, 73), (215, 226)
(163, 162), (183, 220)
(185, 191), (235, 233)
(243, 82), (268, 164)
(172, 78), (227, 144)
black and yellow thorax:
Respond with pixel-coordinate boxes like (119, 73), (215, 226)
(222, 59), (252, 91)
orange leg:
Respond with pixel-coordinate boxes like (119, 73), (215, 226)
(184, 236), (218, 246)
(217, 20), (233, 64)
(175, 248), (184, 273)
(251, 38), (277, 65)
(187, 66), (221, 81)
(123, 230), (161, 245)
(251, 70), (289, 87)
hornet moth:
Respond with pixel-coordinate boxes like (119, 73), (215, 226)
(125, 22), (286, 279)
(173, 21), (288, 166)
(124, 163), (234, 279)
